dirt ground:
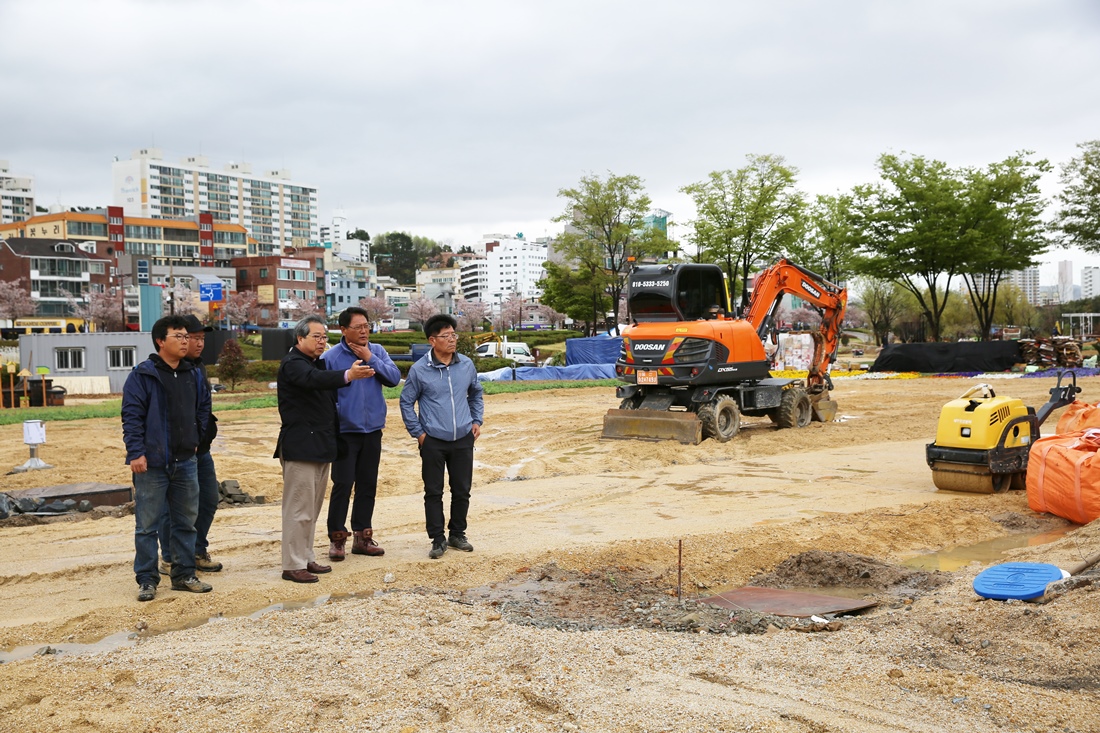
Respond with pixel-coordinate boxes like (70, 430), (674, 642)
(1, 376), (1099, 732)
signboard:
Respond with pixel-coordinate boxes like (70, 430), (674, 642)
(257, 285), (275, 305)
(199, 282), (223, 302)
(136, 258), (150, 285)
(280, 258), (310, 270)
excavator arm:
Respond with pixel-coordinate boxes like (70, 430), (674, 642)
(743, 259), (848, 395)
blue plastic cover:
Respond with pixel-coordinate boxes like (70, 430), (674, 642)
(565, 337), (623, 365)
(972, 562), (1064, 600)
(477, 364), (617, 382)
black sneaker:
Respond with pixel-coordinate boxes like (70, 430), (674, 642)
(137, 584), (157, 602)
(428, 538), (447, 559)
(447, 534), (474, 552)
(171, 576), (213, 593)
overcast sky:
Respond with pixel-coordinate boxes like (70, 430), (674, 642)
(2, 0), (1098, 287)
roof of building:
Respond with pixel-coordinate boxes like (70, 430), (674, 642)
(1, 238), (108, 260)
(0, 211), (248, 233)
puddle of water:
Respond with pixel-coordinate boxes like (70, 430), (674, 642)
(701, 583), (873, 601)
(0, 592), (367, 664)
(902, 527), (1076, 572)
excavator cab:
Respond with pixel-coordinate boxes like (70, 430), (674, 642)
(628, 264), (729, 323)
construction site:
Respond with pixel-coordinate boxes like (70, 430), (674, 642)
(0, 366), (1098, 732)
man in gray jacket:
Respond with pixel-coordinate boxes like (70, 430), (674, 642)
(399, 314), (484, 559)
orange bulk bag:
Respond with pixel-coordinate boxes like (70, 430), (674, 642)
(1055, 400), (1100, 434)
(1027, 428), (1100, 525)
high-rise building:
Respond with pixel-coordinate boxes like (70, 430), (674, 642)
(1006, 267), (1041, 305)
(1082, 266), (1100, 299)
(112, 148), (318, 256)
(1, 160), (35, 224)
(1058, 260), (1074, 303)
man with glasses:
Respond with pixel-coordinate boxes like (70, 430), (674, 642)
(156, 314), (224, 576)
(320, 307), (401, 560)
(400, 314), (484, 559)
(123, 315), (212, 601)
(275, 315), (373, 583)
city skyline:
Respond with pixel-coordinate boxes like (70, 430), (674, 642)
(2, 1), (1098, 287)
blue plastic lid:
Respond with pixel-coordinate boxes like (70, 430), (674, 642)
(973, 562), (1064, 600)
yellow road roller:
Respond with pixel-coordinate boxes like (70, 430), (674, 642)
(926, 372), (1080, 493)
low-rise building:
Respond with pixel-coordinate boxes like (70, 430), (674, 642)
(0, 238), (112, 317)
(234, 248), (326, 326)
(1, 160), (35, 224)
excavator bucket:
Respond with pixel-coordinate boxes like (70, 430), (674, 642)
(600, 409), (703, 445)
(811, 398), (838, 423)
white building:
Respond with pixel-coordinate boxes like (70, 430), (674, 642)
(1082, 266), (1100, 299)
(1006, 267), (1041, 305)
(112, 148), (319, 256)
(460, 235), (548, 303)
(1, 160), (35, 224)
(1058, 260), (1074, 304)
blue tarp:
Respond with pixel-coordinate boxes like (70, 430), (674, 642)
(565, 336), (623, 365)
(477, 364), (617, 382)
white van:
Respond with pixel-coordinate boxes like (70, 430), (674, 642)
(475, 341), (536, 365)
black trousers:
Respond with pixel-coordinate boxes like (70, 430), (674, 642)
(420, 431), (474, 541)
(327, 431), (382, 535)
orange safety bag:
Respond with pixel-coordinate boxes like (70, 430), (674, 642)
(1027, 428), (1100, 525)
(1055, 400), (1100, 434)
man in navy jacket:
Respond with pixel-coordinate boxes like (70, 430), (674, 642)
(320, 307), (401, 560)
(122, 315), (211, 602)
(399, 314), (484, 559)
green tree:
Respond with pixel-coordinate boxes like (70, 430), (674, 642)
(856, 277), (912, 346)
(787, 193), (859, 285)
(1054, 140), (1100, 252)
(993, 283), (1038, 334)
(372, 232), (444, 284)
(217, 338), (248, 391)
(348, 228), (370, 242)
(958, 153), (1051, 340)
(851, 154), (971, 342)
(553, 172), (669, 323)
(537, 260), (611, 335)
(681, 155), (806, 309)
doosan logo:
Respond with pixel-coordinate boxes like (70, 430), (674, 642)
(633, 343), (666, 351)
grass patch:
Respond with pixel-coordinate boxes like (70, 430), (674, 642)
(0, 380), (621, 425)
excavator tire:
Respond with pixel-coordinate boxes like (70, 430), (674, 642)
(698, 395), (741, 442)
(775, 388), (812, 429)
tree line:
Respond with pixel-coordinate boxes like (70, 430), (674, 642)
(540, 141), (1100, 341)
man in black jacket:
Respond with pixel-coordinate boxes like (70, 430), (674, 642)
(275, 315), (372, 583)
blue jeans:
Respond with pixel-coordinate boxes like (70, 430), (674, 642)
(158, 451), (219, 559)
(135, 456), (199, 585)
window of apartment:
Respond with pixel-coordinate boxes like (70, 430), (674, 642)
(107, 346), (137, 370)
(55, 347), (85, 372)
(239, 269), (248, 281)
(88, 261), (106, 275)
(259, 268), (268, 278)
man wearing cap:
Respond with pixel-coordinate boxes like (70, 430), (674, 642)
(157, 314), (224, 574)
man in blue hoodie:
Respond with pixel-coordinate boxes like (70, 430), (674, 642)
(122, 315), (212, 602)
(320, 307), (401, 560)
(400, 313), (484, 559)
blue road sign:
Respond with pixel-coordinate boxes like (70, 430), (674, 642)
(199, 282), (223, 302)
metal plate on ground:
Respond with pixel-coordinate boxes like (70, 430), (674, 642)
(697, 586), (878, 617)
(5, 482), (132, 507)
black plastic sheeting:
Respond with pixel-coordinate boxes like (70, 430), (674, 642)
(869, 341), (1022, 373)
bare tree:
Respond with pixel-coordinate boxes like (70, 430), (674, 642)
(0, 278), (37, 320)
(455, 297), (490, 331)
(406, 296), (439, 324)
(357, 296), (393, 323)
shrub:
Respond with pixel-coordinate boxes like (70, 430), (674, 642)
(217, 339), (248, 391)
(475, 357), (515, 372)
(245, 360), (281, 382)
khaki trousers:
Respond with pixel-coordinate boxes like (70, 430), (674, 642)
(280, 458), (330, 571)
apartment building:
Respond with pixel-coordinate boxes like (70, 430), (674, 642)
(326, 252), (381, 315)
(458, 234), (548, 304)
(1, 160), (35, 224)
(234, 249), (326, 326)
(113, 148), (319, 255)
(0, 238), (112, 317)
(1006, 267), (1041, 305)
(1082, 266), (1100, 300)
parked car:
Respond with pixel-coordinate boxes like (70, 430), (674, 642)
(474, 341), (536, 366)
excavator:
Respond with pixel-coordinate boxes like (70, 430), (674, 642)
(601, 259), (848, 444)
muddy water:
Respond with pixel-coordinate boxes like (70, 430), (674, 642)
(902, 527), (1077, 572)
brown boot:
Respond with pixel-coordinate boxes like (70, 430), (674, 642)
(352, 529), (385, 556)
(328, 531), (349, 561)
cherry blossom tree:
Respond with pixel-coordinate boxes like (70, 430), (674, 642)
(455, 297), (490, 331)
(0, 278), (37, 320)
(406, 296), (439, 324)
(222, 290), (259, 327)
(66, 289), (125, 331)
(357, 296), (393, 324)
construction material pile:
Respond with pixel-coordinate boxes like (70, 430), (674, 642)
(218, 479), (265, 506)
(1017, 337), (1083, 368)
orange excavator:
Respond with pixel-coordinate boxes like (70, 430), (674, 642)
(601, 259), (848, 444)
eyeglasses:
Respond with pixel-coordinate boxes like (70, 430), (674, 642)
(345, 324), (371, 331)
(431, 333), (458, 341)
(305, 334), (327, 342)
(167, 334), (190, 342)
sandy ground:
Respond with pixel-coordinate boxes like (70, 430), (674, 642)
(0, 376), (1098, 732)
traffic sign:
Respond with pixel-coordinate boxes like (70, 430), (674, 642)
(199, 282), (223, 302)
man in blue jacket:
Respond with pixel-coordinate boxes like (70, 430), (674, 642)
(320, 307), (401, 560)
(122, 315), (212, 602)
(400, 314), (484, 559)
